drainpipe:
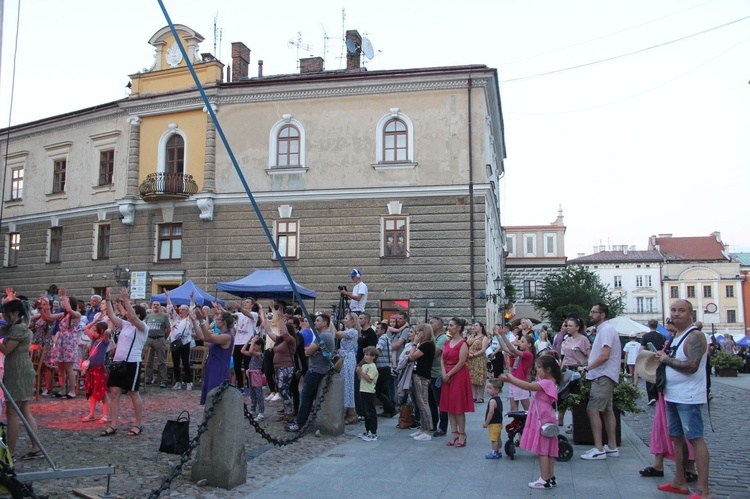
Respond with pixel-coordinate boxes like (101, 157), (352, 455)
(468, 76), (475, 321)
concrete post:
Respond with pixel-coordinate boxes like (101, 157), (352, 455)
(311, 372), (345, 436)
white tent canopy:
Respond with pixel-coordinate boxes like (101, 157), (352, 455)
(605, 316), (650, 336)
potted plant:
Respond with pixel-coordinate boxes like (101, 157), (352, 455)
(560, 375), (643, 446)
(711, 351), (743, 377)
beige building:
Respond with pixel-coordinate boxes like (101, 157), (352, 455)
(0, 25), (506, 324)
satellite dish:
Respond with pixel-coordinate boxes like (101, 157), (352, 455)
(362, 37), (375, 59)
(345, 39), (359, 54)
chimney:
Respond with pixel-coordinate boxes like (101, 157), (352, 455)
(300, 56), (325, 73)
(258, 60), (264, 79)
(231, 42), (250, 81)
(345, 30), (362, 71)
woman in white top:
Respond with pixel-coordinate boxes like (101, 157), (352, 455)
(535, 330), (552, 354)
(100, 287), (148, 437)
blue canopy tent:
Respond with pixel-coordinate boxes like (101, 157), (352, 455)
(216, 269), (317, 300)
(151, 280), (225, 307)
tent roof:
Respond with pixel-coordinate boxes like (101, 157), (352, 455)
(216, 269), (317, 299)
(605, 316), (651, 336)
(150, 280), (225, 307)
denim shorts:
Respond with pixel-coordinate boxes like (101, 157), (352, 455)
(665, 401), (704, 440)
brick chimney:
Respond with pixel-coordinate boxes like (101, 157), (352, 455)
(300, 57), (325, 73)
(345, 30), (362, 71)
(231, 42), (250, 81)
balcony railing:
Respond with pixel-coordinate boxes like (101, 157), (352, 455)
(139, 173), (198, 201)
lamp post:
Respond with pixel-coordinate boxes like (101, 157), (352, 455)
(112, 264), (129, 287)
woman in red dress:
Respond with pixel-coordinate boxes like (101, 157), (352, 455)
(439, 317), (474, 447)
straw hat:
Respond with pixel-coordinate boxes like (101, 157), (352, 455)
(636, 350), (659, 383)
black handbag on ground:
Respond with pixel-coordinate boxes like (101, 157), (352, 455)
(159, 410), (190, 455)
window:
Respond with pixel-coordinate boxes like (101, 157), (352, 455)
(645, 297), (654, 313)
(383, 217), (407, 258)
(96, 224), (111, 259)
(53, 160), (66, 193)
(703, 285), (712, 298)
(726, 285), (734, 298)
(636, 275), (642, 287)
(636, 275), (652, 287)
(10, 168), (23, 200)
(670, 286), (679, 298)
(5, 233), (20, 267)
(687, 286), (695, 298)
(165, 135), (185, 174)
(543, 233), (557, 256)
(636, 297), (644, 313)
(381, 299), (409, 323)
(523, 280), (536, 299)
(506, 234), (516, 257)
(49, 227), (63, 263)
(727, 310), (736, 323)
(158, 223), (182, 261)
(614, 276), (622, 288)
(275, 220), (299, 259)
(523, 234), (536, 257)
(383, 119), (408, 162)
(276, 125), (300, 167)
(98, 150), (114, 185)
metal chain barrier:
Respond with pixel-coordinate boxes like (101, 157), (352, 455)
(148, 382), (230, 499)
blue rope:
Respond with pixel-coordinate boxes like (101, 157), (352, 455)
(156, 0), (331, 363)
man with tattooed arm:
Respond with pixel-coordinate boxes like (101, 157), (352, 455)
(656, 300), (712, 499)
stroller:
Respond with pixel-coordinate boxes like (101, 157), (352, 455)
(504, 369), (580, 462)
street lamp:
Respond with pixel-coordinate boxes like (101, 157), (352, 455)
(112, 264), (129, 287)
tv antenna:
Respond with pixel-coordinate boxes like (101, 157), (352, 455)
(288, 32), (315, 67)
(213, 11), (223, 60)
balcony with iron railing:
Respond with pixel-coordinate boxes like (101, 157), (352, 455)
(139, 172), (198, 201)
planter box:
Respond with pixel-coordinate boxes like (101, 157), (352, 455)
(571, 403), (622, 446)
(716, 368), (738, 377)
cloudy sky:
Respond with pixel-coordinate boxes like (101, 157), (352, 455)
(1, 0), (748, 258)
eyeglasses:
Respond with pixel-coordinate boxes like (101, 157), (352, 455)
(590, 310), (602, 315)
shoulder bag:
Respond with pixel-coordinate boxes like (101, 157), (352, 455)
(655, 327), (696, 393)
(106, 331), (137, 379)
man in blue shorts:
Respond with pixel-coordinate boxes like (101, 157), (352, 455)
(656, 299), (712, 499)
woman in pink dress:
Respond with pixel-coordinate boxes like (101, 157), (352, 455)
(41, 288), (80, 399)
(502, 354), (562, 489)
(439, 317), (474, 447)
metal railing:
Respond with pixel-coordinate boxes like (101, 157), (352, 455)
(139, 172), (198, 200)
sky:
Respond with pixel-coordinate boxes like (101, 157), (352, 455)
(1, 0), (748, 258)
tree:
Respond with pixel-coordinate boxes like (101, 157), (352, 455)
(531, 265), (623, 331)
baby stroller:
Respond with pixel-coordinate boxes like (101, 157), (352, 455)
(504, 370), (580, 462)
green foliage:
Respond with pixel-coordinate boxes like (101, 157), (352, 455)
(531, 265), (623, 330)
(504, 278), (518, 305)
(561, 375), (643, 414)
(710, 351), (743, 370)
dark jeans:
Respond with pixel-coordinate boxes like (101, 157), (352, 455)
(172, 343), (192, 383)
(646, 381), (658, 402)
(375, 367), (396, 413)
(361, 392), (377, 435)
(354, 375), (363, 416)
(429, 377), (448, 433)
(232, 345), (250, 388)
(296, 370), (326, 426)
(290, 371), (304, 414)
(263, 350), (277, 393)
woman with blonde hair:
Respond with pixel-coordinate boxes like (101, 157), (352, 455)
(409, 323), (436, 441)
(467, 321), (490, 403)
(335, 312), (360, 424)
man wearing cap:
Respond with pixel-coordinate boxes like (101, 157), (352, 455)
(655, 300), (711, 498)
(340, 269), (368, 314)
(623, 332), (642, 386)
(641, 319), (666, 405)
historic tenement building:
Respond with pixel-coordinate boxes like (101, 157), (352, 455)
(0, 25), (506, 324)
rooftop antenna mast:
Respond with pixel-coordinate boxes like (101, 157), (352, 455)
(213, 11), (223, 60)
(338, 7), (346, 69)
(288, 32), (314, 69)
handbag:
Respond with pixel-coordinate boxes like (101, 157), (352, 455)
(656, 327), (696, 393)
(397, 404), (415, 429)
(159, 410), (190, 455)
(169, 339), (182, 353)
(535, 395), (559, 437)
(106, 330), (137, 378)
(332, 354), (344, 373)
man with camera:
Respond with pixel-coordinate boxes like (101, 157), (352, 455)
(339, 269), (368, 314)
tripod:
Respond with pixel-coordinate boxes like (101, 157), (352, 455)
(334, 288), (350, 330)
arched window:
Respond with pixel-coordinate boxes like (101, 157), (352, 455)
(383, 119), (408, 162)
(165, 135), (185, 173)
(277, 125), (300, 167)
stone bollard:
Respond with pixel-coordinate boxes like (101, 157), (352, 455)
(311, 372), (345, 436)
(191, 385), (247, 489)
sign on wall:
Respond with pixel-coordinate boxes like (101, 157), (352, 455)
(130, 271), (148, 300)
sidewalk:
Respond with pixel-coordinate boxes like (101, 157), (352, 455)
(250, 383), (675, 498)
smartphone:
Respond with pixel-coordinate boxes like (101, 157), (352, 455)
(647, 342), (657, 352)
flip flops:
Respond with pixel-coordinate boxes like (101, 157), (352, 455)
(640, 467), (664, 477)
(19, 450), (43, 461)
(657, 483), (690, 495)
(100, 426), (117, 437)
(127, 426), (143, 436)
(685, 472), (698, 483)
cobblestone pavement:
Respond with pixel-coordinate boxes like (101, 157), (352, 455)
(622, 374), (750, 499)
(10, 384), (351, 498)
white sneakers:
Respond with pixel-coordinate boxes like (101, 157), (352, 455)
(270, 393), (282, 401)
(409, 430), (423, 437)
(580, 447), (607, 460)
(253, 414), (265, 422)
(413, 433), (432, 441)
(186, 383), (193, 391)
(604, 445), (619, 457)
(172, 382), (183, 390)
(358, 431), (377, 441)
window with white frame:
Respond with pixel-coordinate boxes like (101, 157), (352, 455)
(4, 151), (28, 202)
(523, 280), (537, 298)
(670, 286), (679, 298)
(157, 223), (182, 262)
(268, 116), (306, 170)
(4, 232), (20, 267)
(703, 285), (712, 298)
(53, 159), (67, 193)
(523, 234), (536, 257)
(44, 141), (72, 196)
(614, 276), (622, 288)
(10, 168), (23, 200)
(506, 234), (516, 257)
(99, 150), (115, 186)
(382, 216), (408, 258)
(157, 127), (187, 175)
(90, 131), (120, 188)
(543, 233), (557, 256)
(374, 109), (415, 166)
(636, 275), (643, 287)
(274, 220), (299, 259)
(637, 297), (655, 313)
(726, 285), (734, 298)
(727, 310), (736, 323)
(94, 223), (110, 260)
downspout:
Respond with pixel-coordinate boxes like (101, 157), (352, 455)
(468, 76), (475, 321)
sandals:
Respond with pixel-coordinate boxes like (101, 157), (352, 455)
(640, 466), (664, 477)
(19, 450), (43, 461)
(81, 415), (96, 422)
(446, 432), (459, 446)
(685, 472), (698, 483)
(100, 426), (117, 437)
(127, 426), (143, 436)
(455, 432), (467, 448)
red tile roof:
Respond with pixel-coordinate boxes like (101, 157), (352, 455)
(652, 236), (728, 261)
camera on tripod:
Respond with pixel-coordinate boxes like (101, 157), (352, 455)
(338, 285), (347, 292)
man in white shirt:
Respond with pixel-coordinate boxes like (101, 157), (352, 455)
(579, 303), (621, 460)
(340, 269), (368, 314)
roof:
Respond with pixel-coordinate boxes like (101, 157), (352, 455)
(652, 235), (729, 261)
(569, 250), (662, 264)
(731, 252), (750, 266)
